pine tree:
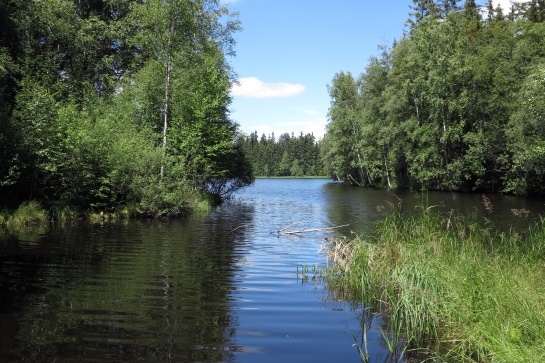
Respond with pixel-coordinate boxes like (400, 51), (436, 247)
(407, 0), (441, 30)
(527, 0), (545, 22)
(463, 0), (479, 19)
(439, 0), (459, 17)
(486, 0), (495, 20)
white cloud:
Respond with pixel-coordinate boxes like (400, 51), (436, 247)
(489, 0), (530, 11)
(496, 0), (512, 9)
(480, 0), (531, 19)
(232, 77), (306, 99)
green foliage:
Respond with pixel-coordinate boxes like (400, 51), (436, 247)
(506, 62), (545, 195)
(136, 176), (196, 218)
(327, 207), (545, 361)
(325, 4), (545, 196)
(0, 201), (48, 228)
(237, 131), (324, 177)
(0, 0), (251, 216)
(325, 72), (365, 183)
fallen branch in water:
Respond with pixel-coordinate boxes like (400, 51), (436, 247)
(231, 223), (253, 232)
(277, 223), (349, 235)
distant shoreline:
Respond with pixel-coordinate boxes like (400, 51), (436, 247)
(255, 176), (329, 179)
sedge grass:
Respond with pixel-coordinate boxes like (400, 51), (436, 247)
(0, 201), (48, 228)
(327, 208), (545, 362)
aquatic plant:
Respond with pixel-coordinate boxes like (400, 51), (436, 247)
(326, 207), (545, 362)
(297, 263), (321, 284)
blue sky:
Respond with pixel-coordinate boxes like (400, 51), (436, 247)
(224, 0), (518, 140)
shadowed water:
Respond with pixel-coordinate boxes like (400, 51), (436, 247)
(1, 179), (543, 362)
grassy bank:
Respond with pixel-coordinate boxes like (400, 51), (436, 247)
(327, 207), (545, 362)
(1, 195), (213, 229)
(0, 201), (49, 228)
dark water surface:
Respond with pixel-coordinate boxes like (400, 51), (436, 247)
(1, 179), (544, 362)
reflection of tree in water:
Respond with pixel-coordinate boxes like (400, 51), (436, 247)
(0, 203), (254, 362)
(322, 182), (386, 236)
(160, 247), (174, 362)
(323, 182), (545, 238)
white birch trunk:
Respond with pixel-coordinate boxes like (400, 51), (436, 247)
(160, 30), (173, 183)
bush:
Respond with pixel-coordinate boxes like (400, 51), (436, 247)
(136, 177), (198, 218)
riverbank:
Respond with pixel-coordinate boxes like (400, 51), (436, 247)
(0, 198), (212, 229)
(327, 206), (545, 362)
(0, 178), (369, 363)
(0, 201), (50, 228)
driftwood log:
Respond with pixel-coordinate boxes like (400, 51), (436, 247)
(277, 222), (349, 235)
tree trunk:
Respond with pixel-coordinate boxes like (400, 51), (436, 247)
(351, 120), (370, 185)
(384, 152), (392, 189)
(347, 173), (361, 186)
(358, 151), (374, 186)
(160, 33), (172, 183)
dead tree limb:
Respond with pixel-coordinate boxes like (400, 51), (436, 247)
(278, 224), (350, 235)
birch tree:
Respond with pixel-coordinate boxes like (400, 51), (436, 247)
(128, 0), (194, 182)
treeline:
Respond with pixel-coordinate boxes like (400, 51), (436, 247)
(0, 0), (253, 217)
(323, 0), (545, 196)
(236, 132), (324, 177)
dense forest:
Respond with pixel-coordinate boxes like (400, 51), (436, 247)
(323, 0), (545, 196)
(0, 0), (253, 217)
(236, 131), (324, 177)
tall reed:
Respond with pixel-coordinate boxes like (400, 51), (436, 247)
(327, 207), (545, 362)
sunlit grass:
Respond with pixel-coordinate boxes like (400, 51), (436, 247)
(0, 201), (48, 228)
(326, 207), (545, 362)
(193, 198), (212, 215)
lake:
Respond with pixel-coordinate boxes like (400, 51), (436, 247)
(1, 179), (544, 362)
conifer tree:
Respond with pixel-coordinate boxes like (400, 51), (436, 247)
(486, 0), (495, 20)
(463, 0), (479, 19)
(439, 0), (459, 16)
(407, 0), (441, 31)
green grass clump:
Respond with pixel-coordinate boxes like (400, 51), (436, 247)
(327, 208), (545, 362)
(193, 198), (212, 214)
(1, 201), (48, 228)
